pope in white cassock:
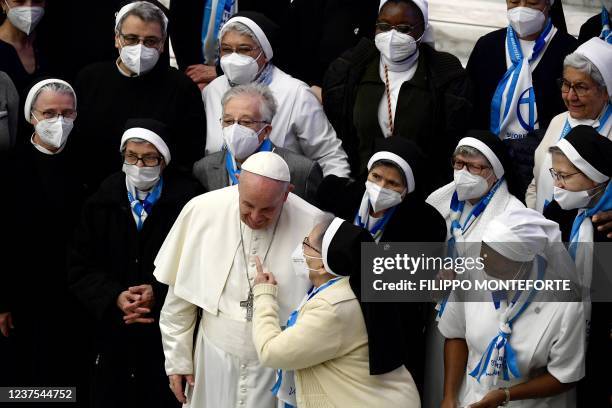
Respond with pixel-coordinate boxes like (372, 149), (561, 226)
(154, 152), (323, 407)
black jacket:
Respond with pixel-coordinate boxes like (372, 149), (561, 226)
(467, 27), (577, 133)
(316, 174), (446, 391)
(68, 170), (200, 407)
(73, 61), (206, 194)
(323, 39), (472, 191)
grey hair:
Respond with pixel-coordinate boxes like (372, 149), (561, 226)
(221, 83), (277, 123)
(221, 21), (260, 48)
(564, 53), (608, 96)
(310, 212), (337, 253)
(116, 1), (168, 39)
(32, 83), (76, 111)
(452, 145), (491, 166)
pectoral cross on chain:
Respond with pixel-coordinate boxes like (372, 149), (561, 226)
(240, 291), (254, 321)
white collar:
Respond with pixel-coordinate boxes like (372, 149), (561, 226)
(116, 58), (135, 77)
(380, 49), (419, 73)
(567, 104), (609, 128)
(30, 134), (64, 155)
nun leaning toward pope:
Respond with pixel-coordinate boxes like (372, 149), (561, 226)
(251, 216), (421, 408)
(527, 37), (612, 237)
(439, 208), (586, 408)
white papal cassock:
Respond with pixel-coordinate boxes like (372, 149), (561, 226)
(154, 185), (322, 408)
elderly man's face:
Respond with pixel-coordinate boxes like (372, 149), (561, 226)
(115, 15), (164, 53)
(220, 31), (267, 71)
(222, 95), (271, 141)
(561, 66), (609, 121)
(238, 171), (290, 230)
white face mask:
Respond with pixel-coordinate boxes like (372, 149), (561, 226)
(220, 52), (262, 85)
(454, 168), (491, 201)
(5, 1), (44, 35)
(34, 116), (74, 149)
(291, 243), (322, 281)
(553, 185), (605, 210)
(122, 163), (161, 191)
(507, 6), (546, 37)
(375, 29), (418, 63)
(223, 123), (267, 160)
(365, 180), (404, 213)
(119, 44), (160, 76)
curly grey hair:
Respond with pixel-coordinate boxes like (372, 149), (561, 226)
(221, 83), (278, 123)
(115, 1), (168, 39)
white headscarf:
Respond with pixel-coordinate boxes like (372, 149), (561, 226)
(378, 0), (434, 45)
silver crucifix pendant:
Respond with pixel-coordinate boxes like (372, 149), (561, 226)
(240, 292), (254, 322)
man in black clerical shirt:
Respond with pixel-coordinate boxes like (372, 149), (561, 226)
(72, 1), (206, 195)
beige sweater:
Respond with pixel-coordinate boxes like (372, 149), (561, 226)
(252, 277), (420, 408)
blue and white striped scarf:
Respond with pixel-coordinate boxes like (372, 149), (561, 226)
(491, 19), (556, 140)
(126, 178), (163, 231)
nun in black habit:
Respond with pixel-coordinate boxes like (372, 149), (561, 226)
(543, 126), (612, 407)
(317, 136), (447, 243)
(316, 136), (446, 393)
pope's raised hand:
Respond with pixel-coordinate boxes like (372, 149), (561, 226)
(254, 256), (277, 286)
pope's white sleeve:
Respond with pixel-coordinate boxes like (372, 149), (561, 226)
(160, 285), (198, 376)
(546, 302), (586, 384)
(437, 292), (467, 339)
(291, 86), (351, 178)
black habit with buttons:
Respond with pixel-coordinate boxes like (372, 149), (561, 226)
(68, 170), (201, 408)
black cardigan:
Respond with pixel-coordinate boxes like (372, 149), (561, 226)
(323, 39), (473, 190)
(467, 27), (577, 133)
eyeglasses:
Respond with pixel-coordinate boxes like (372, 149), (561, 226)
(123, 153), (163, 167)
(375, 21), (423, 35)
(219, 45), (260, 56)
(220, 118), (269, 129)
(549, 168), (582, 183)
(556, 78), (597, 97)
(33, 109), (77, 121)
(302, 236), (320, 254)
(119, 33), (163, 48)
(451, 159), (492, 175)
